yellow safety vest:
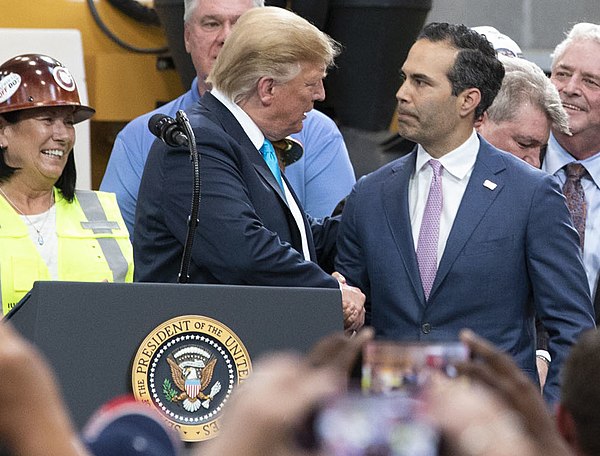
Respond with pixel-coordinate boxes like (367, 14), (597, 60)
(0, 188), (133, 315)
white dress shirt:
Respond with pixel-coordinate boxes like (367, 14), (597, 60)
(25, 207), (58, 280)
(211, 89), (311, 261)
(409, 130), (480, 264)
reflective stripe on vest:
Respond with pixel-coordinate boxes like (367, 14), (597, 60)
(76, 190), (129, 282)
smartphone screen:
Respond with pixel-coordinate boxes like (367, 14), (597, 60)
(314, 394), (439, 456)
(362, 341), (468, 395)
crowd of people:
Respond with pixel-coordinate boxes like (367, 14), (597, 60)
(1, 317), (599, 456)
(0, 0), (599, 454)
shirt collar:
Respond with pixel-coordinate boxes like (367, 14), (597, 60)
(415, 129), (480, 179)
(546, 133), (600, 188)
(190, 77), (201, 103)
(210, 88), (264, 150)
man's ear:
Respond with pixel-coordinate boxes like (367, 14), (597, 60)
(256, 76), (275, 106)
(183, 23), (192, 54)
(473, 111), (491, 132)
(474, 111), (487, 129)
(458, 87), (482, 119)
(556, 403), (579, 449)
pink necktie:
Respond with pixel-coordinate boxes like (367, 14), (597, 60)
(417, 160), (443, 300)
(562, 163), (587, 249)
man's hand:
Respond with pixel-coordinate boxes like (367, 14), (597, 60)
(306, 327), (374, 375)
(200, 329), (373, 456)
(536, 356), (549, 391)
(332, 272), (365, 332)
(456, 329), (572, 456)
(199, 354), (339, 456)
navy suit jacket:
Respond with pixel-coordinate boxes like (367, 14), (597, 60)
(134, 92), (339, 289)
(336, 136), (595, 404)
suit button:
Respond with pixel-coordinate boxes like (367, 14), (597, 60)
(421, 323), (431, 334)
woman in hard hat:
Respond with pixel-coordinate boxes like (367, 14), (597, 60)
(0, 54), (133, 316)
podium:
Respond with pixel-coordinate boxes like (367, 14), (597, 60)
(6, 281), (343, 431)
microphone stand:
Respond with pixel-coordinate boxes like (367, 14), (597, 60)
(175, 109), (200, 284)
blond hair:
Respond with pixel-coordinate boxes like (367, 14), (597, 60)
(207, 7), (340, 104)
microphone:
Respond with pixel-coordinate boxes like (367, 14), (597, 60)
(148, 113), (189, 147)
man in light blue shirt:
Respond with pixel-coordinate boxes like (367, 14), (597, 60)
(542, 22), (600, 309)
(100, 0), (355, 237)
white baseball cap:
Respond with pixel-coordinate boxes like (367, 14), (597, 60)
(471, 26), (523, 58)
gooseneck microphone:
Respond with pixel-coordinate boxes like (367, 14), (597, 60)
(148, 113), (189, 147)
(147, 110), (200, 284)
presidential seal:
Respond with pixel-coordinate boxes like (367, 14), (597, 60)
(132, 315), (251, 441)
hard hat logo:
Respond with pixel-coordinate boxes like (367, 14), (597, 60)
(0, 73), (21, 104)
(52, 66), (76, 92)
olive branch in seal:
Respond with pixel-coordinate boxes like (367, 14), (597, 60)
(162, 379), (178, 401)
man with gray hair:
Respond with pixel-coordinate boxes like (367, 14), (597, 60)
(101, 0), (355, 237)
(477, 56), (570, 169)
(473, 29), (576, 389)
(134, 7), (365, 331)
(542, 22), (600, 317)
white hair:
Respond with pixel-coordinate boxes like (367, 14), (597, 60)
(551, 22), (600, 70)
(487, 56), (570, 134)
(183, 0), (265, 23)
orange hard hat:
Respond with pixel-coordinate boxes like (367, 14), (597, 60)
(0, 54), (95, 124)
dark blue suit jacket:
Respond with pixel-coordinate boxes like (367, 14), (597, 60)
(336, 136), (595, 404)
(134, 92), (338, 289)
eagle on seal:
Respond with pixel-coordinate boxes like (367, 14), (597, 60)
(167, 349), (222, 412)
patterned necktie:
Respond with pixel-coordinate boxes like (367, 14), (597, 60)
(416, 159), (443, 300)
(562, 163), (587, 249)
(260, 139), (285, 194)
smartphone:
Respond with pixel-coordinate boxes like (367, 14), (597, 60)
(313, 394), (440, 456)
(362, 340), (469, 395)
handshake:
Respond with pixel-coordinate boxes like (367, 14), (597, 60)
(332, 271), (366, 333)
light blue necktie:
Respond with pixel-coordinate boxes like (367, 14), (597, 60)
(260, 139), (286, 195)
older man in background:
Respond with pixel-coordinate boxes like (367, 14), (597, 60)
(477, 56), (570, 168)
(543, 22), (600, 315)
(471, 28), (574, 389)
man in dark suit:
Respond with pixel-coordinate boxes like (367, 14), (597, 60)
(335, 22), (594, 403)
(133, 6), (364, 331)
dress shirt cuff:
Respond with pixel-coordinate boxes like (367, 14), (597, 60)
(536, 349), (551, 364)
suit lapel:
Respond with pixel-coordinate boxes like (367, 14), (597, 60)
(202, 92), (289, 204)
(253, 162), (289, 203)
(383, 153), (426, 302)
(281, 173), (318, 261)
(200, 92), (313, 257)
(431, 140), (506, 298)
(202, 92), (287, 205)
